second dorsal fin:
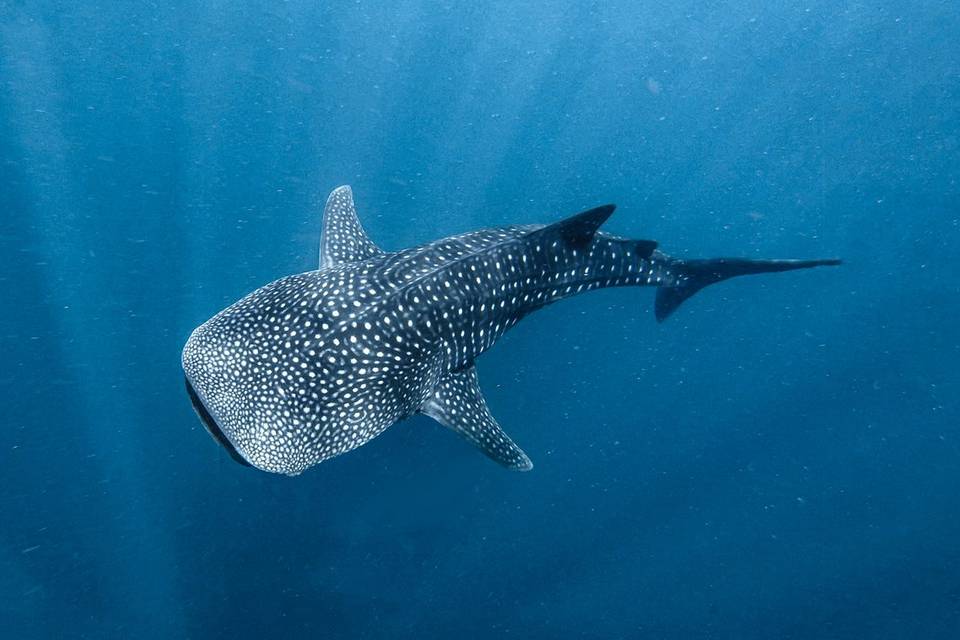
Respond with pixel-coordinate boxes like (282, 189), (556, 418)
(319, 185), (386, 268)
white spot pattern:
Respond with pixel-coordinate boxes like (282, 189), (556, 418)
(319, 186), (385, 268)
(421, 366), (532, 470)
(182, 187), (675, 475)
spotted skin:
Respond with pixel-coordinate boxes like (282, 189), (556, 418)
(421, 366), (532, 470)
(319, 187), (385, 268)
(183, 185), (839, 475)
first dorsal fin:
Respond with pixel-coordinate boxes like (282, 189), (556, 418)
(528, 204), (617, 249)
(420, 367), (533, 471)
(319, 185), (386, 269)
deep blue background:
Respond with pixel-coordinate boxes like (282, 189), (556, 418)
(2, 1), (958, 638)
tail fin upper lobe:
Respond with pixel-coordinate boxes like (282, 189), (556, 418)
(655, 257), (842, 322)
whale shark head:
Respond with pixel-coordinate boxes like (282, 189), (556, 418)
(181, 305), (315, 476)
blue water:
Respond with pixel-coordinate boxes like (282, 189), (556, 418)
(2, 2), (958, 638)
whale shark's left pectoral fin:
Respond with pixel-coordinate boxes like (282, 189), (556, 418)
(420, 367), (533, 471)
(319, 185), (386, 268)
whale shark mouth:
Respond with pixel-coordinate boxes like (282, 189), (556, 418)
(184, 376), (252, 468)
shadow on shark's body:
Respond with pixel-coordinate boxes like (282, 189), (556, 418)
(182, 186), (839, 475)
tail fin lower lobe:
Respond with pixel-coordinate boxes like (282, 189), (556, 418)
(655, 257), (842, 322)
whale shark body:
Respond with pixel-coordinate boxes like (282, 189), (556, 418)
(182, 186), (839, 475)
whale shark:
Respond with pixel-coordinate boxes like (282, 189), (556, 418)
(182, 185), (839, 475)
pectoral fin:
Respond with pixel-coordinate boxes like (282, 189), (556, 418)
(319, 185), (386, 268)
(420, 367), (532, 471)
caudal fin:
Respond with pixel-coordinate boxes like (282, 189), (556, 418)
(655, 257), (841, 322)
